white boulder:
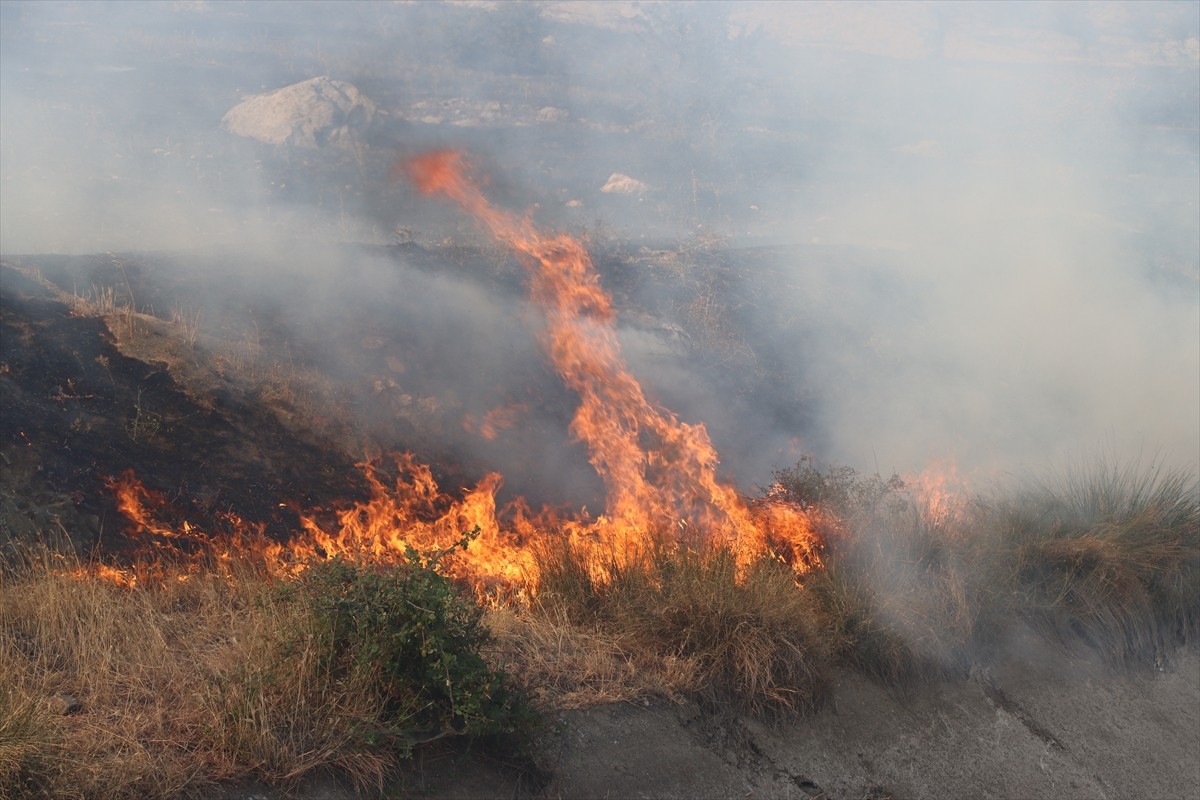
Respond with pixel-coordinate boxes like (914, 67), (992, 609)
(221, 76), (377, 149)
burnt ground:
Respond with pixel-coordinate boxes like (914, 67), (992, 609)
(3, 250), (1198, 800)
(0, 258), (370, 552)
(0, 240), (823, 550)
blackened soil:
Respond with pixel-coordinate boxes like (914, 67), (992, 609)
(0, 259), (367, 553)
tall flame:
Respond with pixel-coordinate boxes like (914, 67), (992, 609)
(401, 150), (815, 569)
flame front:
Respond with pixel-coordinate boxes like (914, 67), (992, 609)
(78, 151), (823, 594)
(403, 150), (817, 570)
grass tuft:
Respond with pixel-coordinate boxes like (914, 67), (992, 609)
(994, 460), (1200, 665)
(531, 535), (831, 719)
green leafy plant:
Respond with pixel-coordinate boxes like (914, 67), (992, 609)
(281, 530), (539, 757)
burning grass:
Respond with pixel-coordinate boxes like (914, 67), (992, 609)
(2, 458), (1197, 796)
(531, 535), (831, 719)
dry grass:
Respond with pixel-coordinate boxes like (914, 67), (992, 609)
(169, 304), (203, 349)
(528, 535), (832, 719)
(804, 496), (992, 686)
(783, 457), (1199, 682)
(485, 605), (694, 710)
(0, 547), (408, 798)
(992, 461), (1200, 665)
(71, 284), (117, 317)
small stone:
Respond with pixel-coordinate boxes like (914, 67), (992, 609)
(55, 693), (83, 715)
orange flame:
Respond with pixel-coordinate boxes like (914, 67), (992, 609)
(464, 402), (528, 441)
(80, 151), (821, 595)
(401, 150), (818, 571)
(907, 459), (970, 526)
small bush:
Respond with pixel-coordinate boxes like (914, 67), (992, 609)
(772, 456), (904, 519)
(282, 531), (539, 756)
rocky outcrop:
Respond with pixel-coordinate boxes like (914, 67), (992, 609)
(221, 76), (378, 149)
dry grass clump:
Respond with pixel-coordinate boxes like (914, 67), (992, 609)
(773, 458), (990, 686)
(992, 461), (1199, 666)
(485, 604), (695, 709)
(529, 535), (831, 720)
(802, 497), (992, 687)
(0, 685), (61, 795)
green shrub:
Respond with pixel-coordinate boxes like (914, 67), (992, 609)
(281, 530), (539, 758)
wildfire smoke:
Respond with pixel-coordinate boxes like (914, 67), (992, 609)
(73, 151), (822, 594)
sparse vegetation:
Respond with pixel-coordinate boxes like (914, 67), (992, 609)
(169, 304), (202, 348)
(125, 388), (163, 443)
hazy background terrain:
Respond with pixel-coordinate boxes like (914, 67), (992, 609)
(2, 0), (1197, 497)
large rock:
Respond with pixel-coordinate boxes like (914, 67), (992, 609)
(221, 76), (378, 149)
(600, 172), (650, 195)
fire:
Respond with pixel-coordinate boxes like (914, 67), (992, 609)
(464, 402), (528, 441)
(402, 150), (819, 571)
(107, 471), (197, 542)
(60, 562), (140, 589)
(294, 454), (534, 590)
(907, 459), (970, 526)
(74, 150), (822, 595)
